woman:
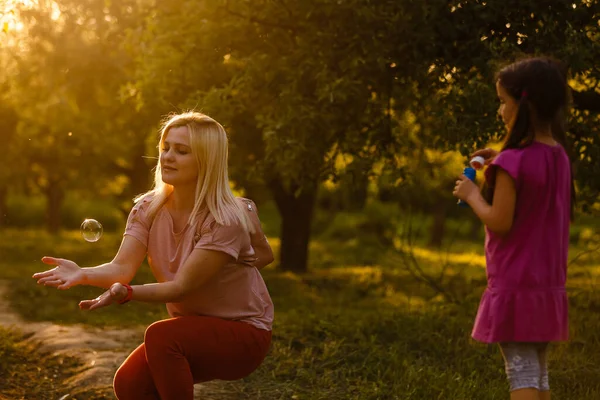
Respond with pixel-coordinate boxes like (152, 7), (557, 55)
(32, 111), (274, 400)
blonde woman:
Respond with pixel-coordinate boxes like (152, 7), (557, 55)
(32, 112), (275, 400)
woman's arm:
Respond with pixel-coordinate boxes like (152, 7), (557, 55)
(33, 236), (147, 289)
(241, 201), (274, 269)
(81, 236), (148, 287)
(248, 210), (274, 269)
(251, 235), (275, 270)
(79, 247), (231, 309)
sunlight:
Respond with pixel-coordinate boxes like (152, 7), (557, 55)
(1, 0), (61, 34)
(393, 238), (487, 268)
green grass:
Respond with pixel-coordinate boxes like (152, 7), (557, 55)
(1, 209), (600, 399)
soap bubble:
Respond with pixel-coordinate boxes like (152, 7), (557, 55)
(81, 219), (103, 242)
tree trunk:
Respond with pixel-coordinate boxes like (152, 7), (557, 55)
(429, 199), (447, 248)
(268, 177), (317, 273)
(116, 143), (152, 218)
(45, 182), (64, 234)
(342, 159), (371, 211)
(0, 187), (7, 228)
(129, 149), (152, 198)
(470, 215), (483, 241)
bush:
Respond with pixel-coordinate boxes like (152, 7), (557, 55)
(60, 193), (123, 232)
(3, 193), (123, 232)
(4, 194), (46, 228)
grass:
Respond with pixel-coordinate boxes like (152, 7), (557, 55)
(1, 206), (600, 399)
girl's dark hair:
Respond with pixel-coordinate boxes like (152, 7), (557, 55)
(486, 56), (576, 219)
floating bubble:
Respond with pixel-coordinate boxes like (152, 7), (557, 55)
(81, 219), (103, 242)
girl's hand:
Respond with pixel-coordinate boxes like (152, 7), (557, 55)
(79, 283), (128, 311)
(471, 148), (498, 165)
(453, 175), (480, 203)
(32, 257), (85, 290)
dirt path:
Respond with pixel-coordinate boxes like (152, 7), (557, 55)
(0, 282), (241, 399)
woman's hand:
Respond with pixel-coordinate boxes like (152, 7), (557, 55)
(79, 283), (128, 311)
(453, 174), (480, 203)
(471, 148), (498, 166)
(32, 257), (86, 290)
(244, 200), (274, 270)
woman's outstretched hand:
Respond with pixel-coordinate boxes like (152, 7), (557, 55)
(79, 283), (128, 311)
(32, 257), (85, 290)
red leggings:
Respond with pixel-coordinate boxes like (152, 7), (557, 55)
(113, 316), (271, 400)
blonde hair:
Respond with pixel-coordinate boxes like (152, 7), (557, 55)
(135, 111), (254, 233)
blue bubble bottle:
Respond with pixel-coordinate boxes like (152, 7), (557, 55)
(457, 167), (476, 207)
(457, 156), (484, 208)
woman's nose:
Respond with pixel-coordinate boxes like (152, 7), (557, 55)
(162, 149), (174, 162)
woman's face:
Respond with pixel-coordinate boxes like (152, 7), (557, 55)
(496, 80), (519, 131)
(160, 126), (198, 186)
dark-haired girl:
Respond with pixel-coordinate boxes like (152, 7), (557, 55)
(453, 56), (575, 400)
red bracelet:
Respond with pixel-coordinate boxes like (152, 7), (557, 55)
(118, 284), (133, 304)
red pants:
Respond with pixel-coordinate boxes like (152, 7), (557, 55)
(113, 316), (271, 400)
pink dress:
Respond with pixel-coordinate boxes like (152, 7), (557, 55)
(472, 142), (571, 343)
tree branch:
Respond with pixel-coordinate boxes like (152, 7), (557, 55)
(568, 242), (600, 266)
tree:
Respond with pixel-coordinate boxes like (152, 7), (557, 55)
(412, 0), (600, 207)
(373, 0), (600, 246)
(4, 0), (155, 232)
(132, 0), (445, 272)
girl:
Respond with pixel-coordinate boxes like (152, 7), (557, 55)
(32, 112), (275, 400)
(453, 57), (575, 400)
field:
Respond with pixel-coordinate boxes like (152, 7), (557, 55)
(1, 205), (599, 399)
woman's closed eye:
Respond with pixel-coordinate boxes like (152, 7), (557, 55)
(162, 146), (189, 155)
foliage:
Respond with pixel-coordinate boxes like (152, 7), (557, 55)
(3, 193), (123, 231)
(417, 0), (600, 206)
(2, 0), (600, 269)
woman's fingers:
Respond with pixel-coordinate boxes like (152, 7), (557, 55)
(42, 279), (64, 287)
(33, 257), (62, 279)
(79, 300), (95, 310)
(41, 256), (61, 266)
(80, 291), (113, 311)
(32, 268), (58, 279)
(37, 275), (59, 284)
(88, 302), (105, 311)
(36, 274), (71, 289)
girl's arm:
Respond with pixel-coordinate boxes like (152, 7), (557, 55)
(465, 168), (517, 236)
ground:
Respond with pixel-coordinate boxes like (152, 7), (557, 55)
(0, 281), (244, 400)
